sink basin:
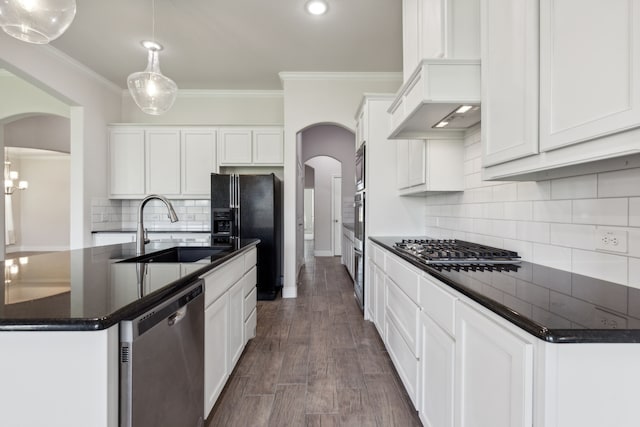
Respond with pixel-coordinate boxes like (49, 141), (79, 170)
(119, 247), (230, 263)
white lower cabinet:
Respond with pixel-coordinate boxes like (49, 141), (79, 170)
(419, 312), (455, 427)
(454, 301), (534, 427)
(385, 311), (419, 406)
(202, 247), (257, 418)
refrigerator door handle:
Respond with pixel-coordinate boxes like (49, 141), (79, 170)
(236, 175), (241, 237)
(229, 175), (233, 208)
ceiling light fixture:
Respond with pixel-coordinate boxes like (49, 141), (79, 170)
(127, 0), (177, 116)
(306, 0), (328, 15)
(0, 0), (76, 44)
(4, 153), (28, 196)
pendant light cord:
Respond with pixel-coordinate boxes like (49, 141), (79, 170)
(151, 0), (155, 43)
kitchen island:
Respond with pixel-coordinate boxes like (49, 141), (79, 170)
(0, 238), (258, 427)
(369, 236), (640, 427)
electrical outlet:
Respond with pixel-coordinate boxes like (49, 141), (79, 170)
(596, 228), (628, 253)
(592, 307), (627, 329)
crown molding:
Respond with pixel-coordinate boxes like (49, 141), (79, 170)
(278, 71), (402, 84)
(121, 89), (284, 99)
(40, 44), (124, 95)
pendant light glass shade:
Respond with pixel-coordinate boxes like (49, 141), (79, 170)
(127, 42), (177, 116)
(0, 0), (76, 44)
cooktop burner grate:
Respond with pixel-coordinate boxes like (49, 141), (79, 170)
(394, 239), (520, 272)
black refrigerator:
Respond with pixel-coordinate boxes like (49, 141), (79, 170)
(211, 173), (282, 300)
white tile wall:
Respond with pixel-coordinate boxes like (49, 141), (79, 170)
(424, 127), (640, 286)
(91, 198), (211, 231)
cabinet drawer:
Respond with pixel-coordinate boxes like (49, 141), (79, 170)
(386, 255), (419, 303)
(385, 313), (418, 406)
(244, 307), (257, 341)
(244, 248), (257, 271)
(242, 266), (257, 297)
(244, 287), (257, 321)
(202, 256), (244, 308)
(386, 277), (419, 356)
(419, 275), (457, 336)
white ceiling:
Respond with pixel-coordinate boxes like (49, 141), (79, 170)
(49, 0), (403, 90)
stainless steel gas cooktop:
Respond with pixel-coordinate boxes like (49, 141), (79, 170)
(394, 239), (520, 272)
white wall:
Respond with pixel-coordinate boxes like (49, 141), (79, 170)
(305, 156), (341, 255)
(0, 39), (122, 249)
(300, 124), (355, 226)
(4, 115), (70, 153)
(121, 91), (284, 125)
(424, 126), (640, 288)
(280, 72), (402, 297)
(9, 155), (70, 252)
(0, 71), (69, 120)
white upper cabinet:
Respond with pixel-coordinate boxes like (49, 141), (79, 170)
(218, 127), (284, 166)
(109, 128), (145, 197)
(481, 0), (539, 166)
(539, 0), (640, 151)
(483, 0), (640, 181)
(146, 128), (181, 196)
(181, 129), (217, 196)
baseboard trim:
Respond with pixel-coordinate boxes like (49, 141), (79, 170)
(282, 286), (297, 299)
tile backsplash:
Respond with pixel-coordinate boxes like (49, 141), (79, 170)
(425, 127), (640, 288)
(91, 198), (211, 232)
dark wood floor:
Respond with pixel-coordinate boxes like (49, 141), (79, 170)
(206, 246), (421, 427)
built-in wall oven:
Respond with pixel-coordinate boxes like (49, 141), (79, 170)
(353, 191), (365, 311)
(355, 144), (365, 192)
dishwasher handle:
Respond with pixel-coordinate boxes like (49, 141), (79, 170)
(168, 306), (187, 326)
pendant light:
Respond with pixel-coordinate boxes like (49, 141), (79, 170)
(126, 0), (177, 116)
(0, 0), (76, 44)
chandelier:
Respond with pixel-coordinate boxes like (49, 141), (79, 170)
(4, 153), (28, 195)
(0, 0), (77, 44)
(127, 0), (177, 115)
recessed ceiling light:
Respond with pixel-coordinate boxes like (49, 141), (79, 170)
(306, 0), (328, 15)
(434, 121), (449, 128)
(455, 105), (473, 114)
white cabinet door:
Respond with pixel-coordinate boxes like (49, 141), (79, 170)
(454, 301), (533, 427)
(481, 0), (539, 166)
(228, 277), (245, 368)
(253, 128), (283, 165)
(408, 139), (426, 187)
(218, 128), (252, 165)
(385, 310), (419, 406)
(540, 0), (640, 151)
(396, 139), (410, 189)
(365, 259), (375, 321)
(419, 312), (455, 427)
(204, 293), (229, 418)
(402, 0), (421, 81)
(374, 266), (386, 339)
(181, 129), (217, 196)
(145, 129), (181, 195)
(109, 128), (145, 197)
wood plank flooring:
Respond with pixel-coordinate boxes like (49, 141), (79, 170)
(206, 249), (421, 427)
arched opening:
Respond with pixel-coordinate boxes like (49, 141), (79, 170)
(296, 123), (355, 271)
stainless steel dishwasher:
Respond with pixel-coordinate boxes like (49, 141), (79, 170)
(120, 280), (204, 427)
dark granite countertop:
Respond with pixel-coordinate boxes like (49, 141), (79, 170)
(343, 223), (355, 232)
(371, 236), (640, 343)
(0, 239), (258, 332)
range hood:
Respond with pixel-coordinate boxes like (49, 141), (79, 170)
(388, 59), (481, 139)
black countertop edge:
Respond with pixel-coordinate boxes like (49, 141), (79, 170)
(91, 229), (211, 234)
(369, 237), (640, 344)
(0, 240), (259, 332)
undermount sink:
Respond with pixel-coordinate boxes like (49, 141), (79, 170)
(119, 247), (230, 263)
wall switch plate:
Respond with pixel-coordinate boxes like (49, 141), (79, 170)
(596, 228), (628, 253)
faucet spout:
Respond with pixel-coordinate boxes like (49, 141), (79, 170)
(136, 194), (179, 255)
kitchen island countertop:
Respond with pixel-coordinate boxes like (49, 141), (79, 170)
(0, 238), (258, 332)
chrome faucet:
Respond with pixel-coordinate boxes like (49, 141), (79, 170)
(136, 194), (179, 254)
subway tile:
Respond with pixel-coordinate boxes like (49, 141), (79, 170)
(503, 239), (533, 262)
(531, 306), (572, 329)
(549, 223), (596, 250)
(571, 273), (627, 314)
(598, 168), (640, 198)
(503, 294), (533, 318)
(572, 249), (628, 285)
(504, 201), (533, 221)
(572, 198), (628, 226)
(464, 159), (476, 175)
(472, 218), (493, 235)
(551, 175), (597, 200)
(628, 229), (640, 258)
(490, 271), (517, 296)
(629, 257), (640, 290)
(532, 243), (572, 271)
(492, 220), (517, 240)
(549, 291), (594, 327)
(517, 181), (551, 201)
(630, 198), (640, 227)
(464, 142), (482, 161)
(516, 222), (550, 244)
(486, 203), (505, 219)
(493, 183), (518, 202)
(533, 200), (572, 223)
